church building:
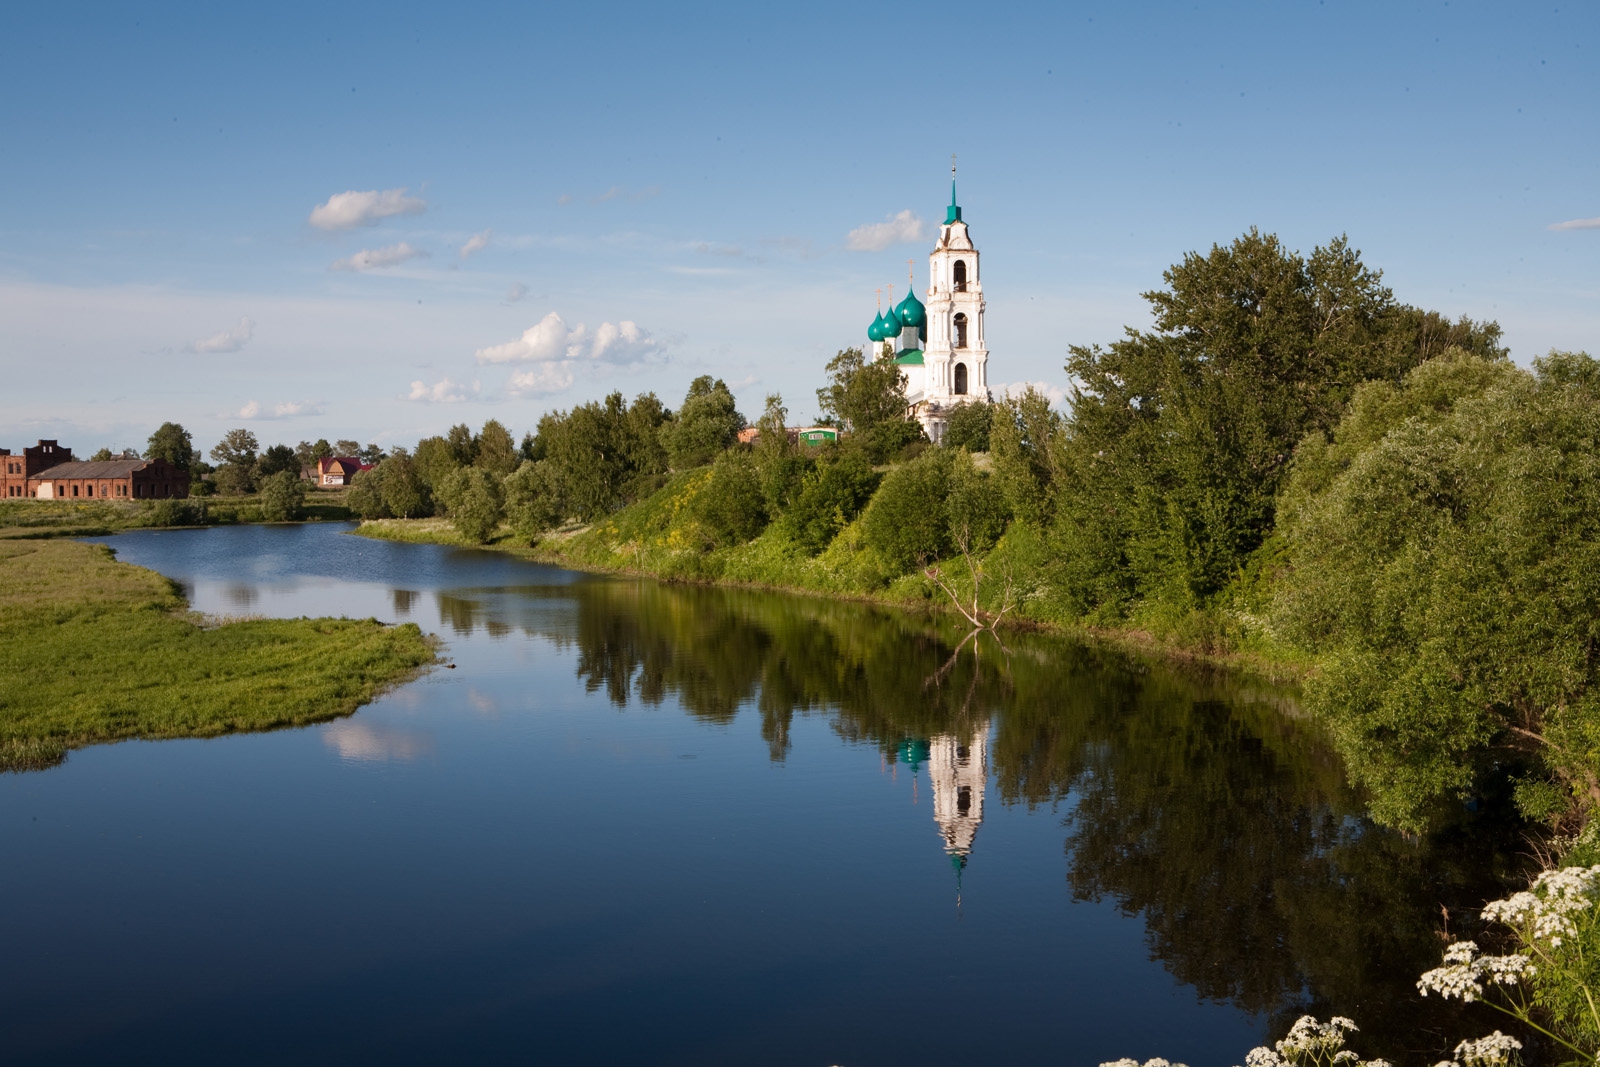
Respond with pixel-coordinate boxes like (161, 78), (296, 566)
(865, 170), (989, 443)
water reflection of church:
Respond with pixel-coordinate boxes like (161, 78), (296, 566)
(894, 722), (990, 876)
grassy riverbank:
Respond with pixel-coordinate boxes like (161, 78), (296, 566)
(0, 492), (356, 540)
(355, 486), (1307, 684)
(0, 538), (437, 771)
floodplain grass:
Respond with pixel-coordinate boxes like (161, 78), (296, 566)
(0, 538), (438, 772)
(0, 491), (355, 540)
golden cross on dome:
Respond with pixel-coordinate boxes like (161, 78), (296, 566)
(875, 286), (882, 310)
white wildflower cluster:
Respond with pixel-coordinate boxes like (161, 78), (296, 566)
(1430, 1031), (1523, 1067)
(1481, 865), (1600, 948)
(1235, 1016), (1389, 1067)
(1099, 1059), (1188, 1067)
(1417, 941), (1535, 1002)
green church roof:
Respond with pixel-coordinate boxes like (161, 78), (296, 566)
(895, 349), (924, 366)
(895, 288), (926, 329)
(946, 177), (962, 224)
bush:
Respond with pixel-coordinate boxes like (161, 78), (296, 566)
(504, 460), (562, 539)
(1274, 350), (1600, 832)
(142, 499), (209, 527)
(943, 400), (992, 452)
(259, 470), (308, 522)
(692, 450), (768, 547)
(945, 450), (1010, 553)
(438, 467), (505, 544)
(860, 449), (955, 574)
(778, 452), (879, 555)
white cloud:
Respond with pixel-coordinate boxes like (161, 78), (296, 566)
(189, 316), (254, 353)
(322, 721), (433, 762)
(309, 188), (427, 230)
(1549, 216), (1600, 231)
(235, 399), (323, 420)
(474, 311), (664, 366)
(408, 377), (474, 403)
(506, 364), (576, 396)
(330, 243), (428, 272)
(846, 210), (926, 252)
(996, 381), (1071, 408)
(506, 282), (528, 303)
(460, 229), (492, 259)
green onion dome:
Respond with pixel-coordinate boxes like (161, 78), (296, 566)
(895, 288), (926, 329)
(867, 312), (887, 342)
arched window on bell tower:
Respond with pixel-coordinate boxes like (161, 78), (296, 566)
(953, 260), (967, 292)
(954, 313), (968, 349)
(955, 363), (968, 395)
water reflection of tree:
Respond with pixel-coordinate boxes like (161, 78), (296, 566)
(435, 576), (1525, 1062)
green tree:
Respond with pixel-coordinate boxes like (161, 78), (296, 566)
(943, 400), (993, 452)
(257, 444), (298, 478)
(258, 470), (308, 522)
(778, 451), (879, 555)
(945, 450), (1010, 554)
(358, 443), (386, 466)
(438, 466), (505, 544)
(691, 450), (768, 547)
(989, 387), (1063, 528)
(860, 448), (956, 574)
(89, 448), (114, 462)
(377, 451), (429, 518)
(533, 392), (671, 521)
(504, 460), (563, 539)
(346, 465), (389, 520)
(473, 419), (520, 477)
(815, 346), (919, 461)
(445, 424), (478, 466)
(209, 428), (260, 495)
(294, 439), (333, 468)
(659, 376), (745, 469)
(412, 436), (460, 495)
(146, 422), (194, 476)
(1055, 230), (1504, 618)
(334, 439), (361, 457)
(1273, 350), (1600, 832)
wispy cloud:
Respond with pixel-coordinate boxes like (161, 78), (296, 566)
(694, 242), (743, 257)
(189, 316), (254, 353)
(236, 399), (323, 419)
(846, 210), (926, 252)
(506, 282), (528, 304)
(475, 311), (664, 366)
(459, 228), (492, 259)
(309, 188), (427, 230)
(407, 377), (475, 403)
(506, 364), (575, 396)
(330, 242), (428, 272)
(559, 185), (661, 206)
(1549, 216), (1600, 231)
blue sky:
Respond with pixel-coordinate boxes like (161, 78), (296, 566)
(1, 0), (1595, 454)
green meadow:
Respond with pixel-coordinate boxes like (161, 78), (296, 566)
(0, 537), (436, 771)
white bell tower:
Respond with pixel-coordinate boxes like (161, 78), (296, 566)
(920, 157), (988, 443)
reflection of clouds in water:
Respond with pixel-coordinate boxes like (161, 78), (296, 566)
(322, 720), (434, 762)
(466, 688), (498, 716)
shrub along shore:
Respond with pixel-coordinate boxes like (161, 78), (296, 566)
(0, 538), (437, 772)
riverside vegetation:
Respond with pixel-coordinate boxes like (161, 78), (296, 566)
(0, 538), (436, 771)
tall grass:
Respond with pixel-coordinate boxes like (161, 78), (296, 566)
(0, 539), (436, 771)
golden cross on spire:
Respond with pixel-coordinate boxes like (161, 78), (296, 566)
(875, 286), (882, 310)
(907, 259), (915, 289)
(951, 152), (957, 178)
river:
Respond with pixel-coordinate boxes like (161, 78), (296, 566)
(0, 522), (1514, 1065)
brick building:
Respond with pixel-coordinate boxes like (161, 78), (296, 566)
(0, 439), (188, 500)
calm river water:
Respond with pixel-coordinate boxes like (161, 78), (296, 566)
(1, 522), (1514, 1066)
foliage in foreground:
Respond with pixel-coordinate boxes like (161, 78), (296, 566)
(1273, 351), (1600, 833)
(0, 539), (436, 770)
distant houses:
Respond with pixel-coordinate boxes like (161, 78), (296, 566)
(0, 440), (188, 500)
(309, 456), (368, 486)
